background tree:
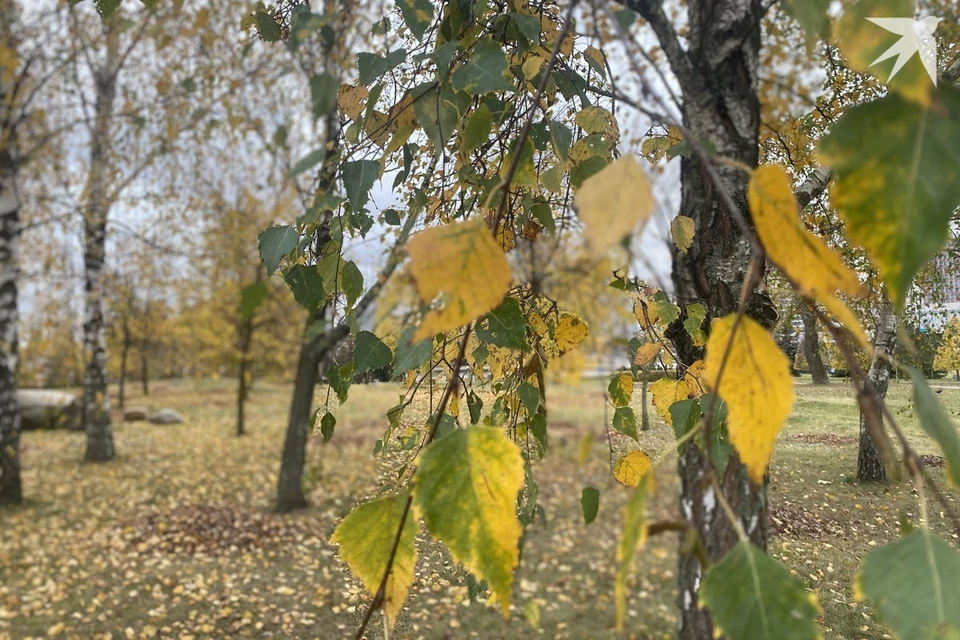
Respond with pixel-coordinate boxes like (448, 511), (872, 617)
(934, 316), (960, 378)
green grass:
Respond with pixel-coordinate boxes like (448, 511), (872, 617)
(1, 375), (958, 639)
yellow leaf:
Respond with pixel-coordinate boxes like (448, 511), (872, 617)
(614, 450), (652, 487)
(633, 298), (658, 329)
(574, 156), (654, 253)
(338, 84), (368, 120)
(749, 165), (867, 347)
(615, 475), (650, 631)
(330, 492), (418, 628)
(649, 378), (690, 425)
(671, 215), (695, 253)
(407, 220), (512, 340)
(575, 106), (619, 141)
(584, 46), (606, 71)
(633, 342), (662, 367)
(682, 360), (706, 396)
(577, 432), (594, 466)
(704, 315), (795, 485)
(554, 312), (589, 354)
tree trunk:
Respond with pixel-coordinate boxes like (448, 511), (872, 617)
(858, 301), (896, 483)
(141, 350), (149, 396)
(801, 305), (830, 384)
(640, 372), (649, 431)
(0, 0), (22, 504)
(82, 22), (120, 462)
(236, 315), (254, 437)
(118, 320), (130, 410)
(276, 311), (325, 512)
(626, 1), (767, 636)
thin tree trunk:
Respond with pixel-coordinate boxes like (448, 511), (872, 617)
(82, 22), (120, 462)
(118, 320), (130, 410)
(858, 301), (896, 482)
(0, 0), (22, 504)
(801, 305), (830, 384)
(276, 310), (326, 512)
(141, 350), (149, 395)
(640, 372), (649, 431)
(236, 315), (254, 437)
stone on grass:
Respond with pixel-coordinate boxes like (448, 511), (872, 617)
(148, 409), (184, 425)
(123, 406), (149, 422)
(16, 390), (81, 431)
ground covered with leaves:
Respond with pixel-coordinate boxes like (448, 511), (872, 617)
(2, 377), (959, 639)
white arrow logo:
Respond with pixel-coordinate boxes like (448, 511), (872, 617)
(867, 16), (942, 85)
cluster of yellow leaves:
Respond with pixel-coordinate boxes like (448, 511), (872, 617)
(749, 165), (867, 347)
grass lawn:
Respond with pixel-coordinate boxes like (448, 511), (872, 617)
(2, 375), (959, 640)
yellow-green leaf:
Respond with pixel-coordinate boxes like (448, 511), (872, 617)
(615, 475), (650, 630)
(412, 428), (524, 617)
(649, 378), (690, 426)
(671, 215), (695, 253)
(574, 105), (619, 140)
(608, 372), (634, 408)
(330, 492), (418, 627)
(749, 165), (867, 346)
(407, 219), (512, 340)
(574, 156), (654, 253)
(704, 315), (794, 485)
(613, 450), (652, 487)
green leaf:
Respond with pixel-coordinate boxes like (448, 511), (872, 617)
(452, 37), (515, 96)
(288, 147), (326, 178)
(284, 265), (326, 310)
(383, 208), (401, 225)
(527, 412), (547, 456)
(258, 225), (298, 275)
(615, 475), (650, 630)
(654, 291), (680, 325)
(341, 261), (364, 308)
(462, 104), (493, 154)
(683, 303), (706, 347)
(467, 391), (483, 424)
(509, 12), (541, 42)
(357, 49), (406, 85)
(328, 362), (353, 403)
(476, 297), (527, 351)
(818, 86), (960, 306)
(413, 427), (524, 617)
(96, 0), (121, 18)
(254, 11), (282, 41)
(320, 412), (336, 442)
(613, 7), (638, 31)
(392, 326), (432, 378)
(612, 407), (638, 441)
(857, 529), (960, 639)
(569, 156), (608, 190)
(910, 368), (960, 486)
(397, 0), (433, 41)
(342, 159), (380, 212)
(701, 541), (820, 640)
(330, 492), (418, 627)
(608, 372), (633, 409)
(517, 382), (540, 416)
(310, 72), (338, 119)
(580, 487), (599, 524)
(412, 83), (466, 149)
(239, 280), (267, 319)
(354, 330), (392, 376)
(548, 120), (572, 161)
